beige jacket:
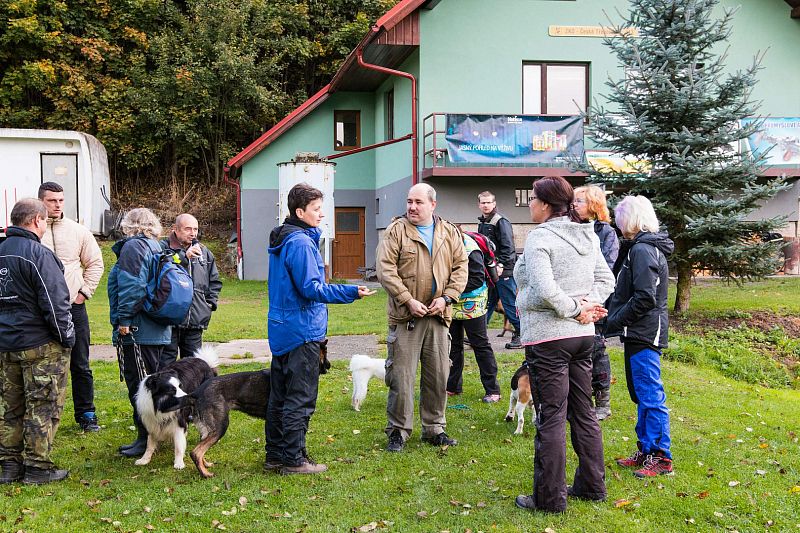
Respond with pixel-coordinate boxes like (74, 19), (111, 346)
(41, 215), (104, 303)
(376, 215), (468, 326)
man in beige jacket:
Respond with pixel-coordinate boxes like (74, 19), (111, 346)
(376, 183), (468, 452)
(39, 182), (104, 432)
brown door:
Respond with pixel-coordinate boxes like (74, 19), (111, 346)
(332, 207), (365, 279)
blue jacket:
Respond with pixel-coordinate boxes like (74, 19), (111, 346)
(267, 219), (359, 356)
(0, 226), (75, 351)
(108, 235), (171, 346)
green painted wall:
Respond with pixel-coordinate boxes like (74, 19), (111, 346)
(241, 92), (376, 190)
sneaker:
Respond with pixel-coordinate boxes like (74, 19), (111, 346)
(263, 458), (283, 472)
(634, 454), (674, 478)
(386, 429), (405, 452)
(78, 412), (100, 432)
(616, 449), (645, 468)
(505, 335), (522, 350)
(279, 458), (328, 475)
(567, 485), (606, 502)
(422, 432), (458, 447)
(481, 394), (501, 403)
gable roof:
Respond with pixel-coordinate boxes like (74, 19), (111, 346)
(227, 0), (436, 171)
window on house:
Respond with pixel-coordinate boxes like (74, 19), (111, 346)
(522, 62), (589, 115)
(334, 110), (360, 150)
(515, 188), (535, 207)
(385, 90), (394, 140)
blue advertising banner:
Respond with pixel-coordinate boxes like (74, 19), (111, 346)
(445, 114), (584, 164)
(741, 117), (800, 166)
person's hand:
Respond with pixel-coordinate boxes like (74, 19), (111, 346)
(357, 286), (376, 298)
(74, 293), (86, 305)
(118, 325), (131, 336)
(496, 265), (504, 277)
(186, 244), (202, 259)
(427, 297), (447, 316)
(406, 298), (429, 317)
(576, 301), (607, 324)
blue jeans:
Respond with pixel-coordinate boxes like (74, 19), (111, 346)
(624, 345), (671, 459)
(485, 276), (520, 333)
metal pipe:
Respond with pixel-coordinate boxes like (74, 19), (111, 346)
(326, 133), (412, 160)
(222, 166), (243, 273)
(356, 42), (418, 184)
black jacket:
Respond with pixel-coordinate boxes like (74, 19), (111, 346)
(0, 226), (75, 350)
(477, 211), (516, 272)
(594, 221), (620, 271)
(160, 235), (222, 330)
(605, 231), (674, 349)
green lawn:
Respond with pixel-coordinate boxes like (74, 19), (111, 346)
(3, 351), (799, 531)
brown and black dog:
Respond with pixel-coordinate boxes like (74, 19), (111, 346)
(187, 339), (330, 478)
(505, 362), (535, 435)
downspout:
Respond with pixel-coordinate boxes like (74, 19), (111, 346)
(222, 165), (243, 273)
(356, 37), (418, 185)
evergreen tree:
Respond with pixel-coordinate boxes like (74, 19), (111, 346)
(582, 0), (787, 312)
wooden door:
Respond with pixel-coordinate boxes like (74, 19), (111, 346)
(332, 207), (365, 279)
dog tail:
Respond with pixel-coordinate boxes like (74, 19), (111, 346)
(194, 345), (220, 369)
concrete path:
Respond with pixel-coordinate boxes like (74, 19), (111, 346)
(89, 328), (529, 366)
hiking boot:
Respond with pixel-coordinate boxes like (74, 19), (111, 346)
(422, 432), (458, 447)
(515, 494), (537, 511)
(616, 446), (646, 468)
(279, 458), (328, 475)
(263, 458), (283, 472)
(78, 412), (101, 432)
(119, 437), (148, 457)
(481, 394), (501, 403)
(386, 429), (405, 452)
(567, 485), (606, 502)
(22, 466), (69, 485)
(634, 454), (674, 478)
(0, 460), (24, 484)
(505, 335), (522, 350)
(594, 390), (611, 421)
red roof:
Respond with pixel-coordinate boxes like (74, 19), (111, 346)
(227, 0), (430, 171)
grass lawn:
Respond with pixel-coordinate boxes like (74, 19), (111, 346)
(2, 351), (800, 531)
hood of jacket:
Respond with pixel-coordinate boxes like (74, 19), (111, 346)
(538, 217), (596, 256)
(268, 218), (320, 254)
(111, 235), (138, 258)
(633, 231), (674, 256)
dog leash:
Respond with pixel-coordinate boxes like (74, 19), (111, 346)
(115, 330), (150, 382)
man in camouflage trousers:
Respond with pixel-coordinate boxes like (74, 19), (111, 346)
(0, 198), (75, 485)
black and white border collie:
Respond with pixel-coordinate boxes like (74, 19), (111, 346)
(134, 346), (219, 469)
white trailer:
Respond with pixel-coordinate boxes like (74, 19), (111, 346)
(1, 129), (113, 236)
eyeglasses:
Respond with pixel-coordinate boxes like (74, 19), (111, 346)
(575, 198), (587, 204)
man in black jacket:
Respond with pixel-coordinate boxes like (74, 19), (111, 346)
(159, 213), (222, 366)
(0, 198), (75, 485)
(477, 191), (521, 349)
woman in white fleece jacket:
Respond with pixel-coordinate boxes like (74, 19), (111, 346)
(513, 176), (615, 514)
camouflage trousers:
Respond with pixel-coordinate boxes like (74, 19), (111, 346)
(0, 342), (70, 469)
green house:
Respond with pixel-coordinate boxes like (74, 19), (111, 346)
(227, 0), (800, 280)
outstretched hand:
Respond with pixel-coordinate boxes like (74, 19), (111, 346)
(357, 286), (376, 298)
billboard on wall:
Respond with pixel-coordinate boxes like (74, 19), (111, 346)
(585, 150), (651, 175)
(741, 117), (800, 165)
(445, 114), (583, 164)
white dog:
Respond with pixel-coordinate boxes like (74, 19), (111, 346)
(349, 354), (386, 411)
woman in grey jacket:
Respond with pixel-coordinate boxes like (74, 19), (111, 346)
(514, 177), (616, 514)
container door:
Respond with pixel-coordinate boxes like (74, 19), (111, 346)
(332, 207), (365, 279)
(41, 154), (78, 221)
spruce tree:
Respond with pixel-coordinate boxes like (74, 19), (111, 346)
(583, 0), (787, 312)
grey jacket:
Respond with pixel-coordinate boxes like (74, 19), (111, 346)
(514, 217), (615, 345)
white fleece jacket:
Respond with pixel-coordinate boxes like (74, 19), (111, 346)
(514, 217), (615, 345)
(41, 215), (104, 303)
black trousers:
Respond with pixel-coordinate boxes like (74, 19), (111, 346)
(121, 344), (163, 438)
(591, 332), (611, 392)
(526, 337), (606, 512)
(265, 342), (320, 467)
(160, 327), (203, 367)
(447, 316), (500, 395)
(70, 303), (96, 420)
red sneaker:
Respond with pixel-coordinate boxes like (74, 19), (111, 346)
(633, 454), (674, 478)
(616, 449), (645, 468)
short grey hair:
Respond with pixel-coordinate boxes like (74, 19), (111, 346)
(120, 208), (163, 239)
(614, 195), (660, 236)
(10, 198), (47, 227)
(409, 183), (436, 202)
(174, 213), (198, 228)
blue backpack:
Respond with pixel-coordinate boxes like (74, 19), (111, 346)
(141, 239), (194, 325)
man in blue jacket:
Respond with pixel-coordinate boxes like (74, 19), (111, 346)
(265, 183), (374, 475)
(0, 198), (75, 485)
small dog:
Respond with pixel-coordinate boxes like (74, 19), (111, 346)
(187, 339), (330, 478)
(134, 345), (219, 469)
(349, 354), (385, 411)
(505, 362), (535, 435)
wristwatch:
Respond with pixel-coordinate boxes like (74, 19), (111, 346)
(441, 295), (453, 305)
